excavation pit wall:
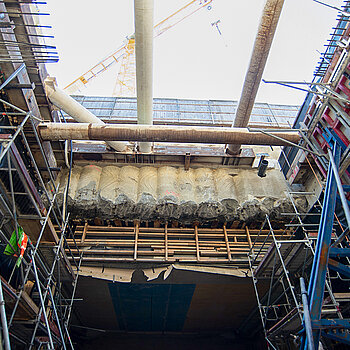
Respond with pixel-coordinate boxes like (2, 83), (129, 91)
(55, 165), (307, 224)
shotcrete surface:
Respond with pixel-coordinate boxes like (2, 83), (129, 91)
(56, 165), (306, 223)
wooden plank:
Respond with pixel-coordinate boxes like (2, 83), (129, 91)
(1, 276), (39, 320)
(245, 226), (253, 250)
(76, 230), (272, 239)
(65, 238), (260, 246)
(200, 251), (231, 257)
(68, 256), (241, 263)
(23, 280), (34, 296)
(69, 249), (160, 256)
(72, 228), (279, 238)
(46, 284), (55, 318)
(333, 293), (350, 301)
(20, 215), (58, 244)
(223, 225), (232, 262)
(184, 152), (191, 170)
(67, 247), (260, 255)
(134, 221), (139, 260)
(165, 222), (168, 261)
(71, 224), (285, 234)
(65, 223), (284, 266)
(81, 222), (88, 244)
(66, 245), (266, 253)
(194, 225), (200, 261)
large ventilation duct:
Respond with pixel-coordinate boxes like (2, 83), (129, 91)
(134, 0), (154, 153)
(38, 123), (300, 146)
(44, 77), (128, 152)
(227, 0), (285, 155)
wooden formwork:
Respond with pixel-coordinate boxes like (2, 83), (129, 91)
(62, 223), (289, 267)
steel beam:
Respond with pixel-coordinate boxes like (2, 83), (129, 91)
(328, 259), (350, 279)
(44, 77), (128, 152)
(227, 0), (285, 154)
(322, 329), (350, 345)
(303, 143), (340, 349)
(328, 148), (350, 229)
(37, 122), (300, 146)
(312, 319), (350, 330)
(329, 248), (350, 258)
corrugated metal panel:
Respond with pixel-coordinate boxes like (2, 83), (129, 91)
(63, 96), (299, 127)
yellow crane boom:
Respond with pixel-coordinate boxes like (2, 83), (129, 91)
(64, 0), (213, 96)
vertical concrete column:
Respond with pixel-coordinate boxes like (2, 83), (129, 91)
(134, 0), (154, 153)
(227, 0), (285, 155)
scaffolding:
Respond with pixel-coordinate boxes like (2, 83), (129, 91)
(0, 92), (82, 349)
(246, 143), (350, 349)
(61, 222), (290, 267)
(246, 215), (312, 348)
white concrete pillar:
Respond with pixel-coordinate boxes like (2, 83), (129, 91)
(134, 0), (154, 153)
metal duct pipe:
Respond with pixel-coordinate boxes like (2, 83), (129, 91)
(135, 0), (154, 153)
(227, 0), (285, 155)
(38, 123), (300, 146)
(44, 77), (128, 152)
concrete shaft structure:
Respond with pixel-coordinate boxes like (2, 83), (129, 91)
(38, 123), (300, 146)
(135, 0), (154, 153)
(44, 77), (128, 152)
(227, 0), (285, 154)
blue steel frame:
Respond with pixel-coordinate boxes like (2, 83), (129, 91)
(321, 329), (350, 345)
(302, 143), (341, 349)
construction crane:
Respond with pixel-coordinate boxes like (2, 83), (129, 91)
(64, 0), (213, 96)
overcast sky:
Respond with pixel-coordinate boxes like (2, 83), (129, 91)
(42, 0), (345, 105)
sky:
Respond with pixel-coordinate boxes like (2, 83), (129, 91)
(41, 0), (345, 105)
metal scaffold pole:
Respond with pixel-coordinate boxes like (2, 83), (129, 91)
(31, 254), (55, 350)
(0, 94), (81, 348)
(300, 277), (315, 350)
(0, 278), (11, 350)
